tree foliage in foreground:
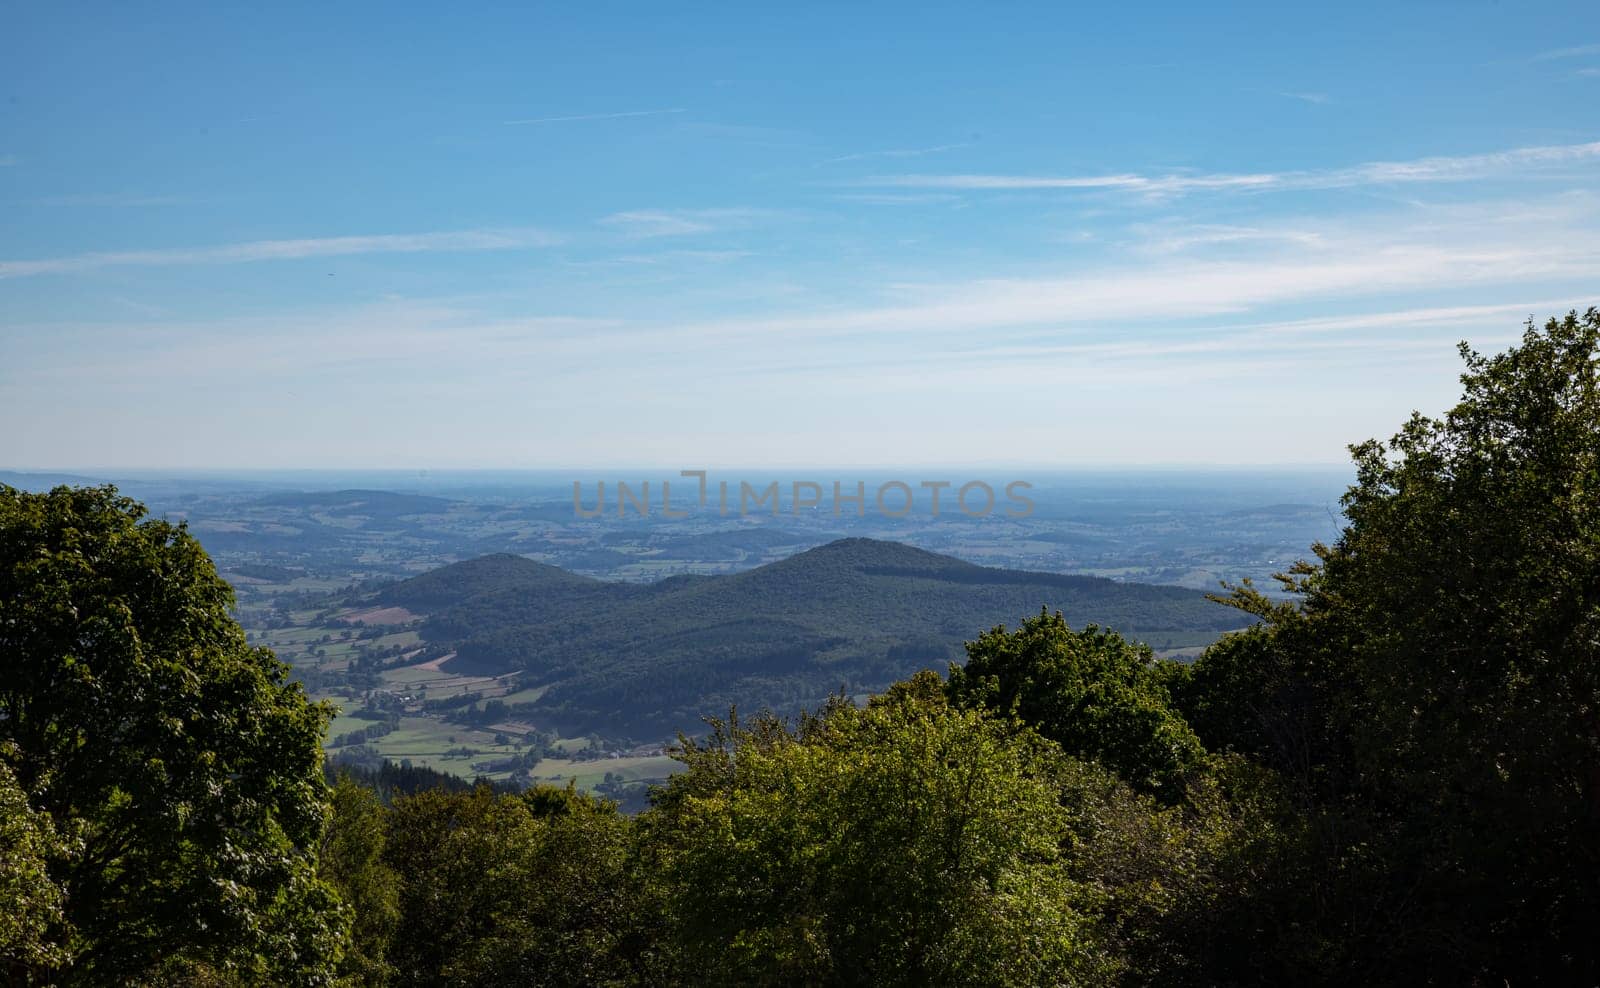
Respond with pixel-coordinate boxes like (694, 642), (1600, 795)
(382, 783), (650, 987)
(0, 485), (345, 985)
(320, 778), (399, 986)
(650, 677), (1114, 985)
(0, 749), (70, 974)
(949, 613), (1205, 800)
(340, 679), (1273, 986)
(1180, 309), (1600, 982)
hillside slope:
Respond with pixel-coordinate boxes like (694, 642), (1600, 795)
(380, 538), (1241, 736)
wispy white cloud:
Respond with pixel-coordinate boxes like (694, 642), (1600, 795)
(503, 108), (686, 125)
(865, 171), (1272, 194)
(0, 154), (18, 167)
(599, 208), (770, 238)
(585, 196), (1600, 349)
(1130, 224), (1327, 253)
(818, 143), (970, 165)
(1577, 67), (1600, 77)
(0, 229), (557, 278)
(828, 192), (963, 205)
(13, 196), (1594, 470)
(858, 139), (1600, 197)
(609, 249), (754, 265)
(601, 211), (717, 237)
(1532, 43), (1600, 61)
(676, 121), (814, 148)
(1331, 141), (1600, 183)
(10, 302), (622, 382)
(1240, 86), (1330, 106)
(32, 193), (190, 207)
(714, 247), (1568, 339)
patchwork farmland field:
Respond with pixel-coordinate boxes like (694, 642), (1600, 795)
(247, 601), (680, 797)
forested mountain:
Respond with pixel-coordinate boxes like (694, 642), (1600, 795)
(380, 538), (1240, 735)
(381, 551), (600, 611)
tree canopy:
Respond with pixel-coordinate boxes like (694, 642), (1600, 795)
(949, 612), (1205, 799)
(650, 677), (1112, 985)
(1179, 309), (1600, 981)
(0, 485), (345, 984)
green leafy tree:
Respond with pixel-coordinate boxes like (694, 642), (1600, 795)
(0, 485), (346, 984)
(1181, 310), (1600, 982)
(949, 611), (1205, 799)
(946, 617), (1313, 983)
(383, 783), (654, 987)
(1324, 309), (1600, 979)
(321, 776), (400, 986)
(650, 676), (1116, 986)
(0, 746), (72, 975)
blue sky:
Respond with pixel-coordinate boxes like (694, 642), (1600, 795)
(2, 1), (1598, 469)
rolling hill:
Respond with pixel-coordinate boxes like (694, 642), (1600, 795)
(378, 538), (1243, 737)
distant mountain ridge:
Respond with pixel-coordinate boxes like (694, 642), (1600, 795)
(379, 538), (1242, 737)
(251, 489), (456, 517)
